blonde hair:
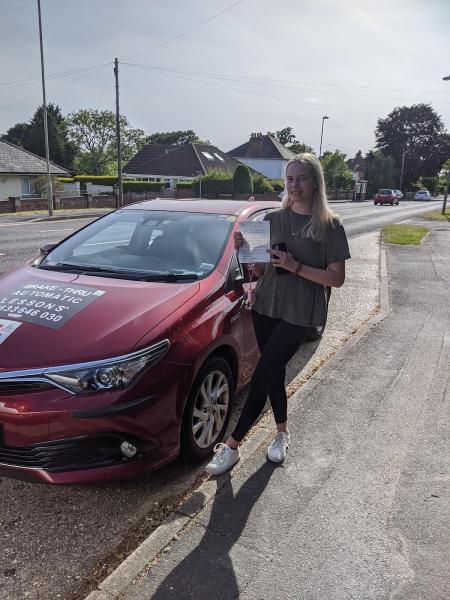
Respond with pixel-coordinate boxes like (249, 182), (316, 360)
(281, 153), (340, 241)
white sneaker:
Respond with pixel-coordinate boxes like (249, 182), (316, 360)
(267, 431), (290, 463)
(205, 443), (240, 476)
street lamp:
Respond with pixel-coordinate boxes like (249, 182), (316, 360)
(37, 0), (53, 217)
(196, 171), (203, 198)
(319, 116), (329, 159)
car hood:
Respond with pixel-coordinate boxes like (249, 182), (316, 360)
(0, 265), (200, 370)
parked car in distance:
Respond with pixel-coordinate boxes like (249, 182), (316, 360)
(1, 199), (296, 485)
(414, 189), (432, 201)
(373, 189), (399, 205)
(393, 190), (403, 199)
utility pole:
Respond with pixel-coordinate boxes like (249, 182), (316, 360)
(37, 0), (53, 217)
(399, 144), (406, 191)
(114, 58), (123, 209)
(319, 115), (329, 160)
(442, 163), (449, 216)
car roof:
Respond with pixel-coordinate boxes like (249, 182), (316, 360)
(121, 198), (281, 216)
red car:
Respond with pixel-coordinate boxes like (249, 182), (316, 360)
(373, 189), (399, 206)
(0, 199), (284, 484)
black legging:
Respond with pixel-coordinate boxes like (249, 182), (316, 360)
(232, 310), (309, 443)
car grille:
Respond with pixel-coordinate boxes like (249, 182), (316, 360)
(0, 432), (144, 472)
(0, 381), (55, 395)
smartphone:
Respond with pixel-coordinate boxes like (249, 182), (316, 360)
(271, 242), (289, 275)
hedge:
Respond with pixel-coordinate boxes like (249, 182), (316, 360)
(57, 177), (75, 183)
(233, 164), (253, 193)
(73, 175), (117, 185)
(253, 175), (274, 194)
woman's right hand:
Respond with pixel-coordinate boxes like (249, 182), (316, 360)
(233, 230), (245, 250)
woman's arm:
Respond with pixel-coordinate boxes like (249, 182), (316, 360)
(298, 261), (345, 288)
(247, 262), (266, 278)
(268, 248), (345, 288)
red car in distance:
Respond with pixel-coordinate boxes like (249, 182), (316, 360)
(373, 189), (399, 206)
(0, 199), (282, 484)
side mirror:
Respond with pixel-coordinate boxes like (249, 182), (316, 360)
(40, 243), (57, 256)
(233, 274), (245, 293)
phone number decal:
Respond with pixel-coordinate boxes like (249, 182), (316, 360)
(0, 282), (105, 330)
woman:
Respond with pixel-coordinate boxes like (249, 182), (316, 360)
(206, 153), (350, 475)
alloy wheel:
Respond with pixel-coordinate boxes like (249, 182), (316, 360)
(191, 370), (230, 449)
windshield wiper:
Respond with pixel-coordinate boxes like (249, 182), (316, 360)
(141, 272), (199, 282)
(38, 263), (198, 282)
(38, 262), (146, 280)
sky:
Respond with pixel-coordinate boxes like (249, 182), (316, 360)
(0, 0), (449, 159)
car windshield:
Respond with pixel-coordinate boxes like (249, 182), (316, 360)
(38, 209), (236, 280)
(379, 189), (391, 194)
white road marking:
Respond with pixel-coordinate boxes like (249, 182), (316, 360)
(38, 228), (74, 233)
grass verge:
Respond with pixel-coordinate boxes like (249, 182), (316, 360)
(382, 224), (429, 245)
(421, 207), (450, 222)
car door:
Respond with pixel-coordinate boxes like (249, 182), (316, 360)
(236, 207), (277, 379)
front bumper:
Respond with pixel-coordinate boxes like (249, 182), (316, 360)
(0, 361), (193, 484)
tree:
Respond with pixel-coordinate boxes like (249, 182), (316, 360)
(269, 127), (315, 155)
(320, 150), (353, 189)
(289, 142), (315, 155)
(27, 104), (76, 170)
(375, 103), (450, 188)
(269, 127), (297, 146)
(2, 104), (76, 170)
(233, 164), (253, 194)
(67, 109), (146, 175)
(366, 152), (395, 197)
(2, 122), (30, 148)
(146, 130), (206, 145)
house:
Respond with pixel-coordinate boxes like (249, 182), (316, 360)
(0, 139), (69, 201)
(228, 132), (296, 179)
(346, 151), (367, 181)
(123, 143), (254, 190)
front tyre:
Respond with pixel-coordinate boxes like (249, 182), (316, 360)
(180, 357), (234, 462)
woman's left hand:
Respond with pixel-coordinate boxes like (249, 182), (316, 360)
(267, 248), (298, 273)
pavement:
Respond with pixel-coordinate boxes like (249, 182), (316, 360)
(83, 218), (450, 600)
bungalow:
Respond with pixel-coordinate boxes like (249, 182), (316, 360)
(346, 151), (367, 181)
(123, 142), (255, 190)
(0, 139), (69, 201)
(228, 132), (296, 179)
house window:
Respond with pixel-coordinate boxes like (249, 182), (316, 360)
(21, 177), (35, 196)
(201, 152), (214, 160)
(214, 153), (225, 162)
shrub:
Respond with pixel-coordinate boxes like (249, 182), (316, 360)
(233, 164), (253, 193)
(269, 179), (285, 192)
(252, 175), (274, 194)
(193, 169), (233, 195)
(176, 181), (193, 189)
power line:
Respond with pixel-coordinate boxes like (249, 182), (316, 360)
(122, 64), (224, 131)
(0, 63), (110, 90)
(0, 64), (109, 113)
(123, 0), (246, 61)
(120, 64), (381, 117)
(124, 62), (450, 105)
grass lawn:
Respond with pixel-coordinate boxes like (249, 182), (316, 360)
(383, 224), (429, 245)
(421, 207), (450, 222)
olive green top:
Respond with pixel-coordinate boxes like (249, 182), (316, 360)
(252, 208), (350, 326)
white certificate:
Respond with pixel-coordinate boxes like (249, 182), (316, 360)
(238, 221), (271, 263)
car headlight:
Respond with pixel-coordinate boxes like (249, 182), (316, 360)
(44, 340), (169, 394)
